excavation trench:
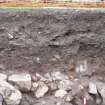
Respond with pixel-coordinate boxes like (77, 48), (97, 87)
(0, 9), (105, 105)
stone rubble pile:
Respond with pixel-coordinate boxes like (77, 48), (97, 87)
(0, 71), (104, 105)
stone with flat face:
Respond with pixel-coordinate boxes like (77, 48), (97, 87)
(55, 89), (67, 98)
(8, 74), (32, 92)
(35, 82), (49, 98)
(89, 82), (97, 94)
(0, 81), (22, 105)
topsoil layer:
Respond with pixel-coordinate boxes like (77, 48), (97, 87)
(0, 9), (105, 77)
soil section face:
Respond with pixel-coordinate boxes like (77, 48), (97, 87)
(0, 9), (104, 77)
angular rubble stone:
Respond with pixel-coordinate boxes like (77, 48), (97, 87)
(65, 94), (73, 102)
(8, 74), (31, 92)
(31, 82), (38, 91)
(0, 73), (7, 81)
(58, 80), (73, 91)
(89, 82), (97, 94)
(51, 71), (69, 81)
(48, 82), (58, 91)
(35, 82), (49, 98)
(55, 89), (67, 98)
(0, 81), (22, 105)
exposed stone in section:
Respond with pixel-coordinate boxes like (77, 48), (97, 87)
(8, 74), (32, 92)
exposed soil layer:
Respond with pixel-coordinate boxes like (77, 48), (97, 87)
(0, 9), (105, 76)
(1, 9), (105, 105)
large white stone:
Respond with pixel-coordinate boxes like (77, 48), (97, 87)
(0, 81), (22, 105)
(89, 82), (97, 94)
(35, 82), (49, 98)
(0, 73), (7, 81)
(55, 89), (67, 98)
(8, 74), (31, 92)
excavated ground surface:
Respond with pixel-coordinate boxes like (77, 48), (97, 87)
(0, 9), (105, 105)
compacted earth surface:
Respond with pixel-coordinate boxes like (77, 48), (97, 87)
(0, 9), (105, 105)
